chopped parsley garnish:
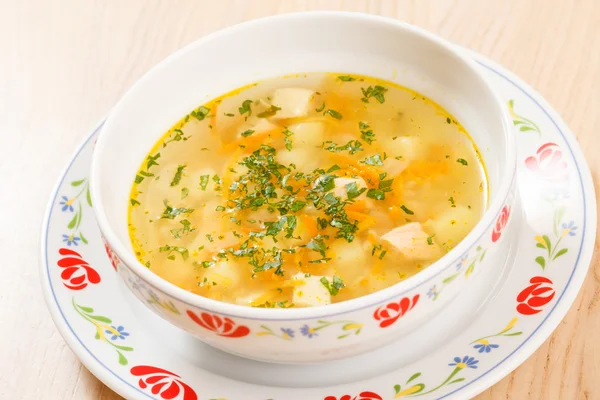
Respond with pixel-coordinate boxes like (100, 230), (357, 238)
(190, 105), (210, 121)
(282, 127), (294, 151)
(323, 140), (363, 155)
(159, 245), (189, 260)
(457, 158), (468, 166)
(170, 165), (186, 186)
(361, 153), (384, 166)
(199, 175), (210, 191)
(361, 85), (387, 103)
(367, 177), (394, 200)
(181, 187), (189, 199)
(320, 276), (345, 296)
(130, 198), (140, 206)
(161, 200), (194, 219)
(327, 164), (341, 173)
(427, 234), (435, 245)
(338, 75), (356, 81)
(400, 205), (414, 215)
(326, 109), (343, 119)
(315, 102), (326, 112)
(446, 117), (452, 124)
(238, 100), (253, 116)
(345, 182), (366, 200)
(359, 121), (376, 144)
(170, 219), (195, 239)
(449, 196), (456, 207)
(257, 105), (281, 118)
(241, 129), (255, 137)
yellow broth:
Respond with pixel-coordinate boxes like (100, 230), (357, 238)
(128, 73), (488, 308)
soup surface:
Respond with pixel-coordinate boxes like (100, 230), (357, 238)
(128, 73), (487, 308)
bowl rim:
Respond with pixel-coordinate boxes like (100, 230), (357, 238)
(90, 10), (517, 320)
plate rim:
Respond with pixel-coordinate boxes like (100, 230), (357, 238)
(39, 51), (597, 400)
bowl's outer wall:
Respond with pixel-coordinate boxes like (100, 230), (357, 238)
(92, 12), (517, 363)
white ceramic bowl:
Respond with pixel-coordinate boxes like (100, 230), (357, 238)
(91, 11), (516, 364)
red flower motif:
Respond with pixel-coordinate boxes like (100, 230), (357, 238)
(525, 142), (568, 181)
(516, 276), (555, 315)
(491, 205), (511, 243)
(187, 310), (250, 338)
(373, 294), (420, 328)
(102, 238), (120, 271)
(131, 366), (197, 400)
(57, 248), (101, 290)
(324, 392), (382, 400)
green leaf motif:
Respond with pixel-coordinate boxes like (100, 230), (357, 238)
(542, 235), (552, 253)
(86, 187), (93, 207)
(71, 179), (85, 187)
(88, 315), (112, 323)
(67, 214), (78, 229)
(79, 232), (88, 244)
(449, 378), (466, 384)
(78, 305), (94, 313)
(394, 384), (401, 394)
(553, 248), (568, 260)
(535, 256), (546, 269)
(503, 331), (523, 336)
(407, 372), (422, 383)
(442, 273), (459, 284)
(117, 351), (128, 365)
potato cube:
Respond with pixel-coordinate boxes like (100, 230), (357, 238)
(270, 88), (315, 119)
(425, 205), (474, 248)
(292, 273), (331, 307)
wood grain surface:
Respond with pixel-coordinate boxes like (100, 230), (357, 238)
(1, 0), (598, 399)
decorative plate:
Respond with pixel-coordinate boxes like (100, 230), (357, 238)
(41, 49), (595, 400)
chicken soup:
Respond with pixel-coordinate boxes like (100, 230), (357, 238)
(128, 73), (487, 308)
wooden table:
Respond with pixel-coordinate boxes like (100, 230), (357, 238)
(1, 0), (598, 398)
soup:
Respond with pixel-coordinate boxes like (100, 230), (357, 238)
(128, 73), (487, 308)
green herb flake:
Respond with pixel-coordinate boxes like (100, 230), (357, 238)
(239, 100), (253, 116)
(361, 85), (388, 104)
(161, 200), (194, 219)
(338, 75), (356, 81)
(320, 275), (345, 296)
(427, 234), (435, 245)
(345, 182), (367, 200)
(362, 153), (384, 166)
(400, 205), (414, 215)
(257, 105), (281, 118)
(327, 164), (341, 173)
(159, 245), (189, 260)
(170, 165), (186, 186)
(181, 187), (189, 199)
(199, 175), (210, 191)
(191, 106), (210, 121)
(359, 121), (376, 144)
(241, 129), (255, 137)
(457, 158), (468, 166)
(326, 109), (343, 120)
(449, 196), (456, 207)
(446, 117), (452, 124)
(130, 198), (140, 206)
(315, 102), (326, 112)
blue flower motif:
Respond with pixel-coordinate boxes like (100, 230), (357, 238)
(280, 328), (295, 339)
(473, 342), (499, 353)
(300, 324), (318, 338)
(561, 220), (578, 237)
(449, 355), (479, 369)
(59, 196), (74, 212)
(62, 234), (80, 246)
(427, 285), (438, 299)
(105, 325), (129, 341)
(455, 254), (469, 271)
